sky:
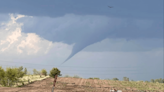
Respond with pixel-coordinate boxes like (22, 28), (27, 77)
(0, 0), (163, 81)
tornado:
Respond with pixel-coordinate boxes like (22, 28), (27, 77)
(60, 30), (111, 65)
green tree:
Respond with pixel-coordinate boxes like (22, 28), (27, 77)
(4, 67), (19, 86)
(0, 66), (5, 79)
(150, 79), (154, 83)
(123, 77), (129, 81)
(16, 66), (25, 78)
(113, 78), (119, 81)
(49, 68), (61, 78)
(41, 69), (47, 76)
(94, 77), (100, 80)
(24, 68), (27, 75)
(155, 79), (159, 83)
(33, 69), (38, 75)
(159, 78), (163, 83)
(18, 66), (23, 72)
(0, 66), (6, 85)
(0, 66), (26, 87)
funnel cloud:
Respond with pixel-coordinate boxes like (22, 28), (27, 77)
(18, 14), (162, 65)
(1, 0), (161, 65)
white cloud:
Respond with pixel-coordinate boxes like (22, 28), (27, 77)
(0, 14), (72, 61)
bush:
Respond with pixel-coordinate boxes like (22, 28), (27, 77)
(24, 68), (27, 75)
(49, 68), (61, 78)
(33, 69), (38, 75)
(88, 77), (94, 79)
(123, 77), (129, 81)
(112, 78), (119, 81)
(0, 66), (5, 79)
(0, 67), (6, 86)
(41, 69), (47, 76)
(0, 66), (26, 87)
(73, 75), (80, 78)
(64, 75), (70, 77)
(94, 77), (100, 80)
(16, 66), (25, 78)
(2, 67), (18, 86)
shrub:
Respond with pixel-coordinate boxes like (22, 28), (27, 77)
(2, 67), (18, 86)
(0, 67), (6, 86)
(64, 75), (70, 77)
(16, 66), (25, 78)
(94, 77), (100, 80)
(123, 77), (129, 81)
(24, 68), (27, 75)
(41, 69), (47, 76)
(0, 66), (5, 79)
(0, 66), (26, 87)
(33, 69), (38, 75)
(73, 75), (80, 78)
(88, 77), (94, 79)
(112, 78), (119, 81)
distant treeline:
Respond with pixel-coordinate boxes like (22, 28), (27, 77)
(63, 75), (164, 83)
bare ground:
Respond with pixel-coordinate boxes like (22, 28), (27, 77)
(0, 77), (162, 92)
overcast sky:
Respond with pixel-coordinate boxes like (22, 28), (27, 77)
(0, 0), (163, 81)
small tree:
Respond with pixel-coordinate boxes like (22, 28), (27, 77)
(159, 78), (163, 83)
(151, 79), (154, 83)
(155, 79), (159, 83)
(94, 77), (100, 80)
(24, 68), (27, 75)
(49, 68), (61, 78)
(33, 69), (37, 75)
(0, 66), (26, 87)
(88, 77), (94, 79)
(0, 67), (6, 86)
(16, 66), (25, 78)
(49, 68), (61, 91)
(0, 66), (5, 79)
(41, 69), (47, 76)
(113, 78), (119, 81)
(123, 77), (129, 81)
(4, 67), (19, 86)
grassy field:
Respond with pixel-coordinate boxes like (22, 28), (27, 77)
(0, 75), (164, 92)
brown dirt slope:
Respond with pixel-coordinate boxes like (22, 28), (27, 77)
(0, 77), (163, 92)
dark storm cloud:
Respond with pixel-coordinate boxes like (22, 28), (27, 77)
(1, 0), (163, 64)
(0, 0), (163, 19)
(19, 14), (163, 64)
